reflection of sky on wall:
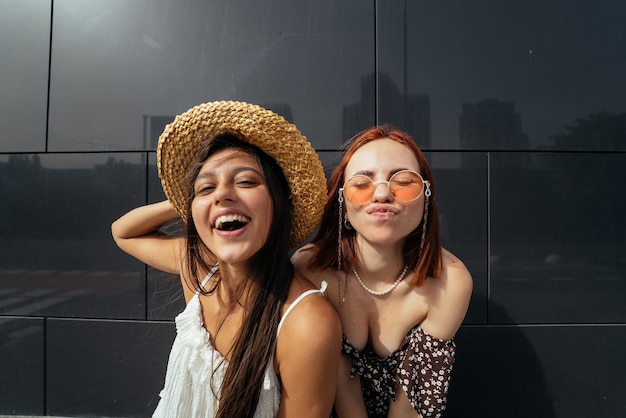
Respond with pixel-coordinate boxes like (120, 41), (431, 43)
(0, 0), (50, 152)
(5, 1), (623, 154)
(403, 0), (626, 148)
(47, 0), (373, 151)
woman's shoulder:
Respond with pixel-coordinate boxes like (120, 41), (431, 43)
(439, 248), (473, 292)
(291, 243), (318, 267)
(419, 248), (473, 340)
(284, 273), (338, 324)
(291, 243), (332, 288)
(283, 273), (340, 336)
(275, 273), (342, 365)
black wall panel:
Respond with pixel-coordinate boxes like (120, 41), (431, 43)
(1, 0), (624, 416)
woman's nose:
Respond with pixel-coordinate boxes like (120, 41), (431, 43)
(371, 181), (393, 202)
(212, 182), (235, 203)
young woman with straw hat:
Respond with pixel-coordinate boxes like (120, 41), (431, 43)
(292, 126), (473, 418)
(112, 101), (341, 418)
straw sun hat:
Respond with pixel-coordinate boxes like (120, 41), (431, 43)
(157, 101), (327, 248)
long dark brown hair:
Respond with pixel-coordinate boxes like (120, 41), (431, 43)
(183, 133), (293, 417)
(308, 125), (442, 286)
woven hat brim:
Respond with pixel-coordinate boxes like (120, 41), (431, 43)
(157, 101), (327, 248)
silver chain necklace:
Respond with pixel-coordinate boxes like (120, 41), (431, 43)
(352, 265), (409, 296)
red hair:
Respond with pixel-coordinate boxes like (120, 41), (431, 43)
(307, 125), (442, 286)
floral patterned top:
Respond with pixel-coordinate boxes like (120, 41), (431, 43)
(337, 325), (456, 418)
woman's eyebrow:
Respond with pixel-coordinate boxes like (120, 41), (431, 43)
(195, 165), (263, 182)
(351, 169), (374, 177)
(350, 168), (412, 177)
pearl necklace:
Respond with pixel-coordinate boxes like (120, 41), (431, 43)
(352, 265), (409, 296)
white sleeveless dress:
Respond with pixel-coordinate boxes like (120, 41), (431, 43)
(152, 264), (326, 418)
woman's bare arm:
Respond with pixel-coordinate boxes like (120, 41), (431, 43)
(420, 249), (473, 341)
(276, 287), (342, 418)
(333, 353), (369, 418)
(291, 246), (369, 417)
(111, 200), (183, 274)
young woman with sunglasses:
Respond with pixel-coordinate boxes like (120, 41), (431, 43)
(292, 125), (472, 418)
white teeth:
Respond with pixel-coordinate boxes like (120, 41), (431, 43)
(214, 214), (250, 229)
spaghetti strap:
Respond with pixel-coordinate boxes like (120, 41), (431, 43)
(276, 281), (327, 337)
(195, 263), (219, 295)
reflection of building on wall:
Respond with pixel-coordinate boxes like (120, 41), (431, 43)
(0, 154), (143, 245)
(460, 99), (529, 149)
(343, 72), (431, 148)
(459, 99), (530, 167)
(143, 104), (293, 150)
(342, 73), (375, 142)
(144, 115), (174, 150)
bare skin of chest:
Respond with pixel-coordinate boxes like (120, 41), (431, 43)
(197, 294), (244, 359)
(338, 282), (429, 357)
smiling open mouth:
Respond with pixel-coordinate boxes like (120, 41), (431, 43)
(214, 214), (251, 231)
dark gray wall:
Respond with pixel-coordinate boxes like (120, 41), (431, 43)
(1, 0), (624, 417)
